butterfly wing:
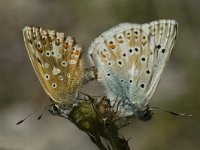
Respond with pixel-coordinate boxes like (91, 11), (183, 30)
(88, 20), (177, 115)
(23, 26), (84, 107)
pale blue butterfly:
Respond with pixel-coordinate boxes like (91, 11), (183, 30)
(88, 20), (179, 119)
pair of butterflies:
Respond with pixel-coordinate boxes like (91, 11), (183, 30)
(21, 20), (184, 121)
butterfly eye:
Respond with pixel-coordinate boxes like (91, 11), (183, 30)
(138, 109), (152, 121)
(52, 104), (59, 112)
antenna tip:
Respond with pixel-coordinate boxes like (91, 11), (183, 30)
(16, 120), (24, 125)
(38, 116), (42, 120)
(187, 114), (192, 117)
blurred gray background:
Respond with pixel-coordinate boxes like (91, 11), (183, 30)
(0, 0), (199, 149)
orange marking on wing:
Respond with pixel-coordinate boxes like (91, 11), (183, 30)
(64, 42), (68, 49)
(109, 44), (116, 49)
(74, 50), (80, 55)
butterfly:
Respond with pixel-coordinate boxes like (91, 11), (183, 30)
(88, 20), (179, 119)
(22, 26), (96, 119)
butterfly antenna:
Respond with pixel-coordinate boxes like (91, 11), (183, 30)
(16, 104), (52, 125)
(149, 107), (192, 117)
(37, 106), (50, 120)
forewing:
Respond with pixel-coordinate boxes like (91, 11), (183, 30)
(141, 20), (177, 106)
(23, 26), (84, 106)
(88, 20), (177, 112)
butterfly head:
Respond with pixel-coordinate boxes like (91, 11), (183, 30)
(137, 106), (153, 121)
(116, 99), (153, 120)
(49, 104), (61, 115)
(48, 103), (73, 116)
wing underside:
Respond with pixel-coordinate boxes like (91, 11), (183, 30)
(23, 27), (84, 106)
(89, 20), (177, 114)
